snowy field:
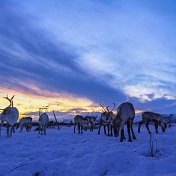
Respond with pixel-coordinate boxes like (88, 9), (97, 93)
(0, 124), (176, 176)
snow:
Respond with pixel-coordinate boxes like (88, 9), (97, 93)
(0, 125), (176, 176)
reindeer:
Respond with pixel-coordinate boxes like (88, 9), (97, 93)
(17, 117), (32, 132)
(84, 115), (97, 131)
(112, 102), (136, 142)
(38, 108), (49, 135)
(98, 103), (116, 136)
(0, 95), (19, 137)
(138, 112), (167, 134)
(74, 115), (96, 134)
(39, 113), (49, 135)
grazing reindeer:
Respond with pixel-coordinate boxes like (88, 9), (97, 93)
(74, 115), (96, 134)
(138, 112), (167, 134)
(0, 95), (19, 137)
(39, 113), (49, 135)
(17, 117), (32, 132)
(112, 102), (136, 142)
(84, 115), (97, 131)
(98, 103), (116, 136)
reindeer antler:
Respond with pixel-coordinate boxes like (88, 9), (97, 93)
(100, 102), (107, 112)
(106, 106), (110, 112)
(3, 94), (15, 107)
(111, 102), (117, 111)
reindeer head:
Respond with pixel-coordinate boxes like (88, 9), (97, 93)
(159, 121), (167, 132)
(112, 117), (121, 137)
(87, 116), (97, 125)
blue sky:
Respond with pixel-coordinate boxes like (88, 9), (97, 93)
(0, 0), (176, 116)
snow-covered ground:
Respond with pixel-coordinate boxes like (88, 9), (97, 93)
(0, 124), (176, 176)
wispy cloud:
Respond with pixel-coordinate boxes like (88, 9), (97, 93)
(23, 0), (176, 102)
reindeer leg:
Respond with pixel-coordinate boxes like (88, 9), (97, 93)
(131, 121), (136, 140)
(145, 121), (151, 134)
(44, 126), (46, 135)
(127, 122), (132, 142)
(110, 125), (113, 136)
(154, 121), (158, 133)
(12, 126), (15, 133)
(38, 127), (40, 134)
(138, 120), (144, 133)
(122, 131), (126, 140)
(42, 125), (44, 135)
(74, 124), (76, 133)
(104, 125), (107, 135)
(120, 129), (124, 142)
(81, 125), (83, 134)
(10, 126), (13, 137)
(107, 124), (110, 136)
(20, 126), (23, 132)
(0, 120), (4, 137)
(78, 124), (80, 134)
(7, 124), (10, 137)
(98, 124), (101, 135)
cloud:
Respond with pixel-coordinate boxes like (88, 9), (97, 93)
(21, 0), (176, 103)
(0, 1), (126, 104)
(0, 0), (176, 114)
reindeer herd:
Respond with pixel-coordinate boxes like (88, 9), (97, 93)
(0, 95), (168, 142)
(0, 95), (50, 137)
(74, 102), (167, 142)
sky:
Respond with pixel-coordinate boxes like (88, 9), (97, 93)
(0, 0), (176, 120)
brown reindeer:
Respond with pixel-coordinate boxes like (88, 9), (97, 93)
(84, 115), (97, 131)
(16, 117), (32, 132)
(112, 102), (136, 142)
(138, 112), (167, 134)
(74, 115), (96, 134)
(98, 103), (116, 136)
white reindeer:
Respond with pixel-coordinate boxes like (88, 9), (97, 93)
(98, 103), (116, 136)
(112, 102), (136, 142)
(74, 115), (96, 134)
(39, 113), (49, 135)
(138, 112), (167, 134)
(0, 95), (19, 137)
(17, 117), (32, 132)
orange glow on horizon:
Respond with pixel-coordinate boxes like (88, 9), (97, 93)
(135, 109), (143, 114)
(0, 86), (101, 119)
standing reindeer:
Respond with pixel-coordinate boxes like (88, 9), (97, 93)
(112, 102), (136, 142)
(0, 95), (19, 137)
(74, 115), (96, 134)
(98, 103), (116, 136)
(38, 108), (49, 135)
(138, 112), (167, 134)
(17, 117), (32, 132)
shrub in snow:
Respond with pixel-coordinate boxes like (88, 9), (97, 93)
(147, 134), (161, 157)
